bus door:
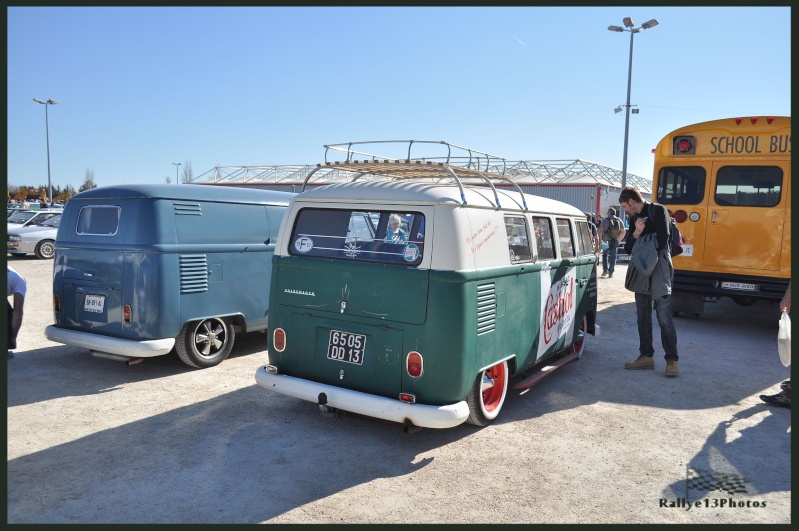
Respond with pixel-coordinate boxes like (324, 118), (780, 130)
(703, 163), (787, 271)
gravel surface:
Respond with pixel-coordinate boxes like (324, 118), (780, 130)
(6, 254), (791, 524)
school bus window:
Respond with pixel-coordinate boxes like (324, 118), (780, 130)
(575, 221), (595, 256)
(504, 215), (532, 263)
(555, 218), (575, 258)
(714, 166), (783, 207)
(656, 166), (706, 205)
(532, 216), (555, 260)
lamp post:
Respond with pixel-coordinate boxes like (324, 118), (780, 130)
(608, 17), (659, 190)
(33, 98), (59, 204)
(172, 162), (181, 184)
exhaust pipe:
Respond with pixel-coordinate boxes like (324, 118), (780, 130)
(91, 351), (144, 365)
(403, 418), (422, 434)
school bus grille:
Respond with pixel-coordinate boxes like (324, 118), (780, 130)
(179, 255), (209, 293)
(476, 283), (497, 335)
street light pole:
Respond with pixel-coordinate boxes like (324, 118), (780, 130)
(172, 162), (181, 184)
(608, 17), (659, 190)
(33, 98), (59, 204)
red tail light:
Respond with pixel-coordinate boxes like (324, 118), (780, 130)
(406, 351), (423, 378)
(53, 295), (61, 312)
(273, 328), (286, 352)
(735, 117), (742, 125)
(123, 305), (132, 323)
(674, 136), (695, 154)
(672, 210), (688, 223)
(767, 116), (774, 124)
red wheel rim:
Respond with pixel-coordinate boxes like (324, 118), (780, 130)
(573, 317), (587, 355)
(482, 362), (507, 412)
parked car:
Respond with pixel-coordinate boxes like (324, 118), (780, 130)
(7, 214), (61, 259)
(7, 209), (62, 229)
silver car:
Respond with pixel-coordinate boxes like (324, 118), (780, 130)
(7, 209), (62, 229)
(7, 214), (61, 259)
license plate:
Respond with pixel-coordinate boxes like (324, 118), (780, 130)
(721, 282), (757, 291)
(84, 294), (106, 313)
(327, 330), (366, 365)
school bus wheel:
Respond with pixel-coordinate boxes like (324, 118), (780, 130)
(466, 360), (509, 427)
(175, 317), (236, 369)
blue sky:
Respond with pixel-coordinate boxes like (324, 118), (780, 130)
(7, 6), (791, 191)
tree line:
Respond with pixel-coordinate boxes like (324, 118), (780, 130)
(8, 161), (194, 203)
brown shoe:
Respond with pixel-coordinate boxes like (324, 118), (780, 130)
(624, 355), (654, 370)
(665, 360), (679, 377)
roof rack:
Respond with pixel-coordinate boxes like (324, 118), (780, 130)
(301, 140), (528, 210)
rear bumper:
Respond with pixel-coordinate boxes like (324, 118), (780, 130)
(672, 270), (789, 300)
(44, 325), (175, 357)
(254, 366), (470, 429)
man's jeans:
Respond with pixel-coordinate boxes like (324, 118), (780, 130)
(635, 292), (679, 361)
(602, 239), (619, 273)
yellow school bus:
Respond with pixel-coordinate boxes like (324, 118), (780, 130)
(651, 116), (790, 317)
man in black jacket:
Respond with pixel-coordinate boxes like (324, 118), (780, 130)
(618, 186), (680, 377)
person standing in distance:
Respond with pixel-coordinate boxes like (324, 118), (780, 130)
(618, 186), (680, 377)
(7, 265), (27, 359)
(598, 207), (626, 277)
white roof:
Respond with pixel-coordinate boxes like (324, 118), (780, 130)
(293, 179), (584, 217)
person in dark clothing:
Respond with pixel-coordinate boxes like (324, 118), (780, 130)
(618, 186), (680, 377)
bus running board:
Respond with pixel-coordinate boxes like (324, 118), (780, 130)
(513, 350), (580, 390)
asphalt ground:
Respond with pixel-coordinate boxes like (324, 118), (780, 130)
(5, 254), (791, 524)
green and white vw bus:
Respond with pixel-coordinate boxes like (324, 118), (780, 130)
(255, 141), (600, 430)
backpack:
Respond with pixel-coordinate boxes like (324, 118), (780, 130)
(607, 217), (622, 240)
(648, 203), (684, 257)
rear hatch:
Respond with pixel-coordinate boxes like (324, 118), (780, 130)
(274, 257), (429, 398)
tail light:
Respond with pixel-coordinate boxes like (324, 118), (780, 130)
(273, 328), (286, 352)
(123, 305), (132, 323)
(406, 351), (423, 378)
(672, 209), (688, 223)
(53, 295), (61, 312)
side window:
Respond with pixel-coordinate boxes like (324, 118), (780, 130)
(715, 166), (783, 207)
(76, 206), (121, 236)
(504, 215), (532, 263)
(657, 166), (706, 205)
(555, 218), (575, 258)
(575, 221), (595, 256)
(532, 216), (555, 260)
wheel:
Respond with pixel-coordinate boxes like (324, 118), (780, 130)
(466, 360), (508, 426)
(572, 315), (588, 359)
(175, 317), (235, 368)
(35, 240), (56, 259)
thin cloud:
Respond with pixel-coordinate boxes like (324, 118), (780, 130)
(511, 33), (526, 46)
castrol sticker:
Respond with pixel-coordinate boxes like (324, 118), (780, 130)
(536, 268), (577, 359)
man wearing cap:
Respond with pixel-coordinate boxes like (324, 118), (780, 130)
(598, 207), (626, 278)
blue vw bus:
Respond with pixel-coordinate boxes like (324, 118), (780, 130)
(45, 184), (295, 368)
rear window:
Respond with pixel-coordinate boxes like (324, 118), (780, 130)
(714, 166), (783, 207)
(290, 208), (425, 266)
(76, 206), (121, 236)
(656, 166), (706, 205)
